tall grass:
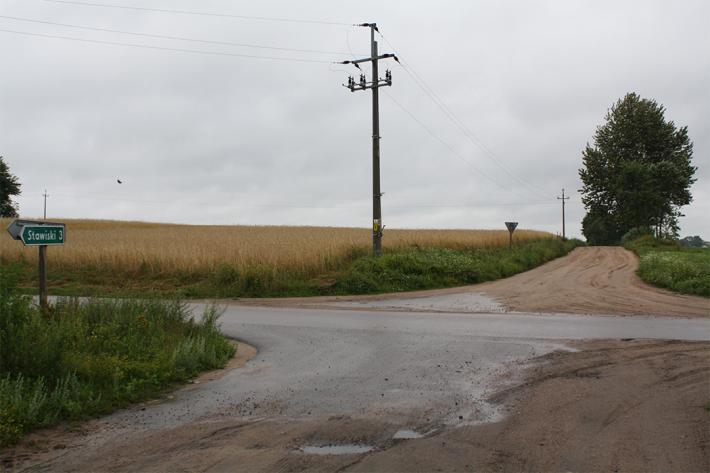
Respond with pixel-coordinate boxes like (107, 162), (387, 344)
(0, 265), (235, 447)
(625, 235), (710, 297)
(0, 219), (554, 297)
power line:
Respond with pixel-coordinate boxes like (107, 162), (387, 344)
(0, 15), (358, 56)
(0, 28), (333, 63)
(35, 0), (352, 26)
(382, 89), (496, 183)
(43, 191), (558, 209)
(383, 89), (528, 198)
(377, 29), (550, 199)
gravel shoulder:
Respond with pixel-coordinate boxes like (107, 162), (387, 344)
(5, 339), (707, 473)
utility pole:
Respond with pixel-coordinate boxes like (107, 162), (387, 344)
(557, 188), (569, 239)
(43, 189), (49, 219)
(339, 23), (397, 257)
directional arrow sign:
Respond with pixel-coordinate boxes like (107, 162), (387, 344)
(7, 220), (66, 246)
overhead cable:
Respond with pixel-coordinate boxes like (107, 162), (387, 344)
(36, 0), (352, 26)
(0, 14), (358, 56)
(0, 28), (333, 63)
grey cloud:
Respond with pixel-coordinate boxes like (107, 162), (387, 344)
(2, 0), (708, 237)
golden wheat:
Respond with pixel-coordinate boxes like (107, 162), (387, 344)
(0, 219), (552, 276)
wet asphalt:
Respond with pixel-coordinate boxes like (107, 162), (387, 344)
(90, 304), (710, 438)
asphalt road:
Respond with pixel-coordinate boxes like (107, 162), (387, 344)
(57, 305), (710, 430)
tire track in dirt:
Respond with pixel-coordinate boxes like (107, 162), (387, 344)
(478, 246), (708, 317)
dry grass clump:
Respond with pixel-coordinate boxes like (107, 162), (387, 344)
(0, 219), (552, 277)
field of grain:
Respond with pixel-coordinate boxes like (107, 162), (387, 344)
(0, 219), (552, 277)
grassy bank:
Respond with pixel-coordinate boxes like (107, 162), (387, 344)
(334, 238), (583, 294)
(625, 236), (710, 297)
(0, 266), (235, 447)
(0, 220), (576, 298)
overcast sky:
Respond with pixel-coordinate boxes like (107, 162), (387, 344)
(2, 0), (708, 238)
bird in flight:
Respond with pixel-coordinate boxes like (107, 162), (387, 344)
(117, 179), (123, 184)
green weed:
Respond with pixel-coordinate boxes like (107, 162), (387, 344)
(625, 237), (710, 297)
(0, 265), (235, 447)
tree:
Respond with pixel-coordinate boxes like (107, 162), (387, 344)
(579, 93), (696, 244)
(0, 156), (21, 218)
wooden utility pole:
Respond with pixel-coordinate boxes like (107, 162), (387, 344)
(340, 23), (397, 257)
(557, 189), (570, 239)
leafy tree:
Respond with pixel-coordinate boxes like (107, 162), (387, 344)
(579, 93), (696, 244)
(0, 156), (21, 218)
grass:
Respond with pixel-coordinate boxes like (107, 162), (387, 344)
(334, 238), (583, 294)
(625, 235), (710, 297)
(0, 265), (235, 447)
(0, 219), (566, 297)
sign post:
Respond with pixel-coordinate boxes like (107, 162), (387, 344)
(7, 220), (66, 310)
(505, 221), (518, 249)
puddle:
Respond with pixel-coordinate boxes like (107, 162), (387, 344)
(299, 444), (374, 455)
(392, 429), (424, 439)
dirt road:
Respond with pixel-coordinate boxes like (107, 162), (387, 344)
(240, 246), (708, 317)
(480, 246), (709, 316)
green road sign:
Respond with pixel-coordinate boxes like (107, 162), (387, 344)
(20, 225), (65, 246)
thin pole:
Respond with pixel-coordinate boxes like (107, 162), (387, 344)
(43, 189), (48, 219)
(371, 26), (382, 257)
(38, 245), (48, 310)
(557, 188), (569, 239)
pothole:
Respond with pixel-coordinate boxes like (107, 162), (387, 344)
(299, 444), (374, 455)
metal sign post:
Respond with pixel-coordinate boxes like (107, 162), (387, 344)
(505, 221), (518, 249)
(7, 219), (66, 310)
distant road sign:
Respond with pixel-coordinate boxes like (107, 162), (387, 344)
(7, 220), (66, 246)
(505, 222), (518, 232)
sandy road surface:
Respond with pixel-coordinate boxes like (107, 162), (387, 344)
(4, 307), (709, 472)
(236, 246), (709, 317)
(480, 246), (709, 316)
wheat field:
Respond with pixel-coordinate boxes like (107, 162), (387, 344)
(0, 219), (552, 276)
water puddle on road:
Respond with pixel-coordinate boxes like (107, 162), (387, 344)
(299, 444), (374, 455)
(392, 429), (425, 439)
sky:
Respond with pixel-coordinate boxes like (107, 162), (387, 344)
(1, 0), (708, 239)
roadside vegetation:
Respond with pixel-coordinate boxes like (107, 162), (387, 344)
(624, 234), (710, 297)
(335, 238), (582, 294)
(0, 219), (579, 297)
(0, 265), (235, 447)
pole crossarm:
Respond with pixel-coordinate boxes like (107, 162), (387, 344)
(338, 53), (398, 66)
(343, 71), (392, 91)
